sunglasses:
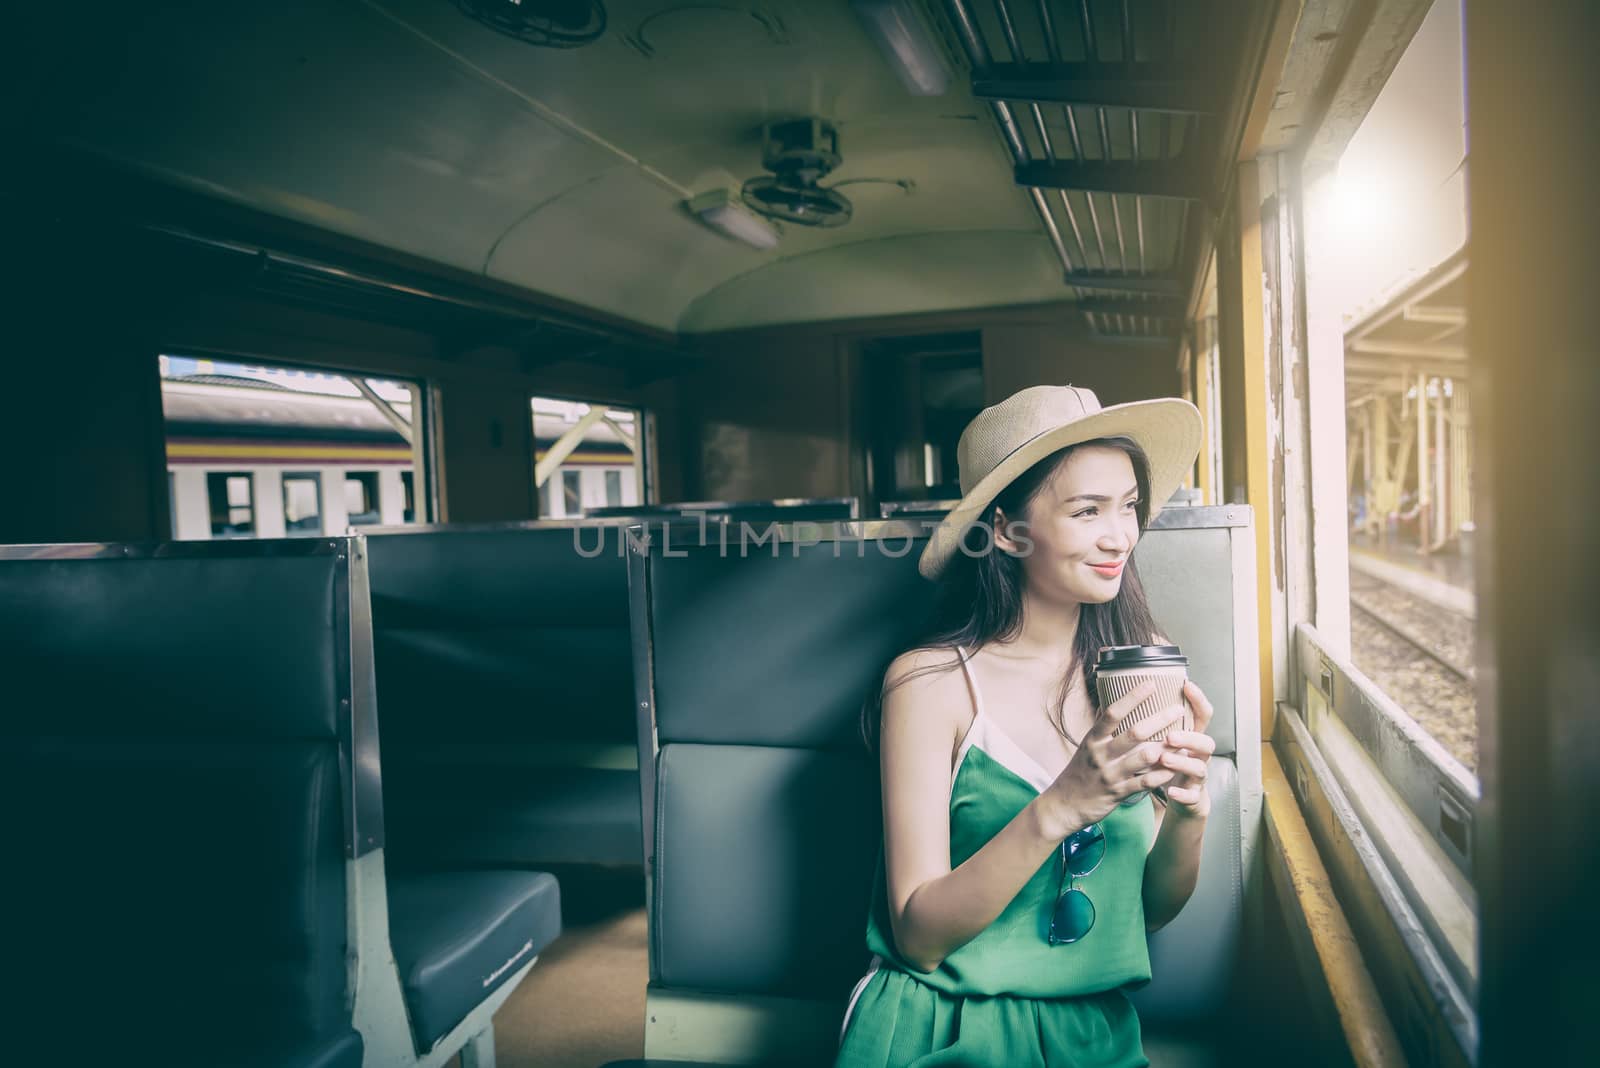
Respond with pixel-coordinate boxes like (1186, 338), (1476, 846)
(1048, 823), (1107, 945)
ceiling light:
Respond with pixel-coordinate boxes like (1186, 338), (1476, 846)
(851, 0), (951, 97)
(687, 189), (780, 250)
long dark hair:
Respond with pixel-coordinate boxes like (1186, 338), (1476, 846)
(861, 436), (1163, 751)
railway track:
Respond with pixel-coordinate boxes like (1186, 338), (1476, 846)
(1346, 569), (1478, 772)
(1348, 595), (1474, 682)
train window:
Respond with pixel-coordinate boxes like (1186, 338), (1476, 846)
(1287, 3), (1480, 1054)
(1302, 0), (1475, 774)
(205, 473), (254, 538)
(282, 474), (321, 535)
(531, 396), (646, 517)
(344, 472), (380, 526)
(158, 355), (430, 538)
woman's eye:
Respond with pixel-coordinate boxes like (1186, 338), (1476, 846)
(1074, 507), (1097, 518)
(1123, 498), (1140, 510)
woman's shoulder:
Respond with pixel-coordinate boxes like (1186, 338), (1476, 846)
(878, 646), (970, 768)
(884, 645), (966, 692)
(881, 646), (969, 732)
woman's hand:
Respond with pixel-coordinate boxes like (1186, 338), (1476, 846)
(1159, 680), (1216, 819)
(1037, 681), (1184, 838)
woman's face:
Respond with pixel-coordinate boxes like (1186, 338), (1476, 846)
(1003, 446), (1141, 606)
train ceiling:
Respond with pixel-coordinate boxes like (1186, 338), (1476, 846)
(13, 1), (1279, 338)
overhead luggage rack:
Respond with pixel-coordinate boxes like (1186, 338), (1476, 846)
(938, 0), (1277, 341)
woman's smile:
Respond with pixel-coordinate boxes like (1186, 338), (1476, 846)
(1086, 560), (1126, 579)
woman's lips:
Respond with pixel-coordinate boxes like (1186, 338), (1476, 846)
(1087, 561), (1125, 578)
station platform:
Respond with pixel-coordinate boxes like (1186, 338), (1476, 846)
(1349, 534), (1476, 618)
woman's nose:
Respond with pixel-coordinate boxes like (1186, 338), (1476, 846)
(1098, 528), (1132, 552)
(1099, 518), (1137, 550)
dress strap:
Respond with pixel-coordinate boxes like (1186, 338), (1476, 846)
(954, 646), (988, 725)
(950, 647), (987, 785)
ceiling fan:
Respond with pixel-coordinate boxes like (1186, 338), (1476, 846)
(454, 0), (608, 49)
(740, 119), (857, 229)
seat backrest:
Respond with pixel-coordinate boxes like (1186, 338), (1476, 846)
(365, 522), (636, 751)
(630, 506), (1260, 1055)
(877, 499), (960, 519)
(364, 521), (642, 868)
(1126, 506), (1262, 1026)
(633, 526), (935, 1008)
(588, 497), (861, 522)
(0, 539), (369, 1049)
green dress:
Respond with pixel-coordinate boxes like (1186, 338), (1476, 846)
(837, 649), (1155, 1068)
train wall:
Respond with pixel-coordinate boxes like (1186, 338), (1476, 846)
(2, 264), (685, 542)
(3, 305), (169, 545)
(4, 230), (1179, 543)
(682, 308), (1181, 504)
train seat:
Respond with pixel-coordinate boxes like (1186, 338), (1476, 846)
(387, 870), (563, 1051)
(0, 544), (364, 1066)
(614, 508), (1260, 1065)
(392, 764), (644, 868)
(0, 538), (560, 1067)
(1127, 507), (1263, 1035)
(366, 523), (643, 870)
(238, 1032), (366, 1068)
(583, 496), (861, 523)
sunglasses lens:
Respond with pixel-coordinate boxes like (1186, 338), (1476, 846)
(1064, 825), (1106, 877)
(1050, 888), (1096, 945)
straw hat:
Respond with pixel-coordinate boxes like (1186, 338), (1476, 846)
(918, 385), (1203, 579)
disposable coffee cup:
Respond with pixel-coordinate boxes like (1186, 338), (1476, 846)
(1096, 644), (1190, 805)
(1095, 644), (1191, 742)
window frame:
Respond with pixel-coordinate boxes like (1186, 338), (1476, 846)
(399, 469), (415, 524)
(1272, 699), (1477, 1060)
(1257, 8), (1479, 1061)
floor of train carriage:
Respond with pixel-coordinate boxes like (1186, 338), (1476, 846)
(445, 866), (649, 1067)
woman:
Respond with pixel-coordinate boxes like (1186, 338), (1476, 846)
(837, 385), (1215, 1068)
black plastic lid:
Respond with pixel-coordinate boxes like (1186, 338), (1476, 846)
(1095, 644), (1188, 669)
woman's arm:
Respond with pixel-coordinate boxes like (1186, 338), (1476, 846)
(878, 650), (1068, 972)
(1142, 680), (1217, 931)
(1143, 800), (1208, 931)
(881, 652), (1179, 971)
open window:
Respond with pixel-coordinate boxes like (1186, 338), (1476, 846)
(158, 355), (430, 538)
(1282, 2), (1478, 1060)
(1298, 0), (1474, 785)
(531, 396), (647, 518)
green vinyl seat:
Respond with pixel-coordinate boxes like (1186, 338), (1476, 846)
(608, 510), (1263, 1065)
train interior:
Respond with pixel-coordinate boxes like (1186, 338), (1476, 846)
(3, 1), (1596, 1066)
